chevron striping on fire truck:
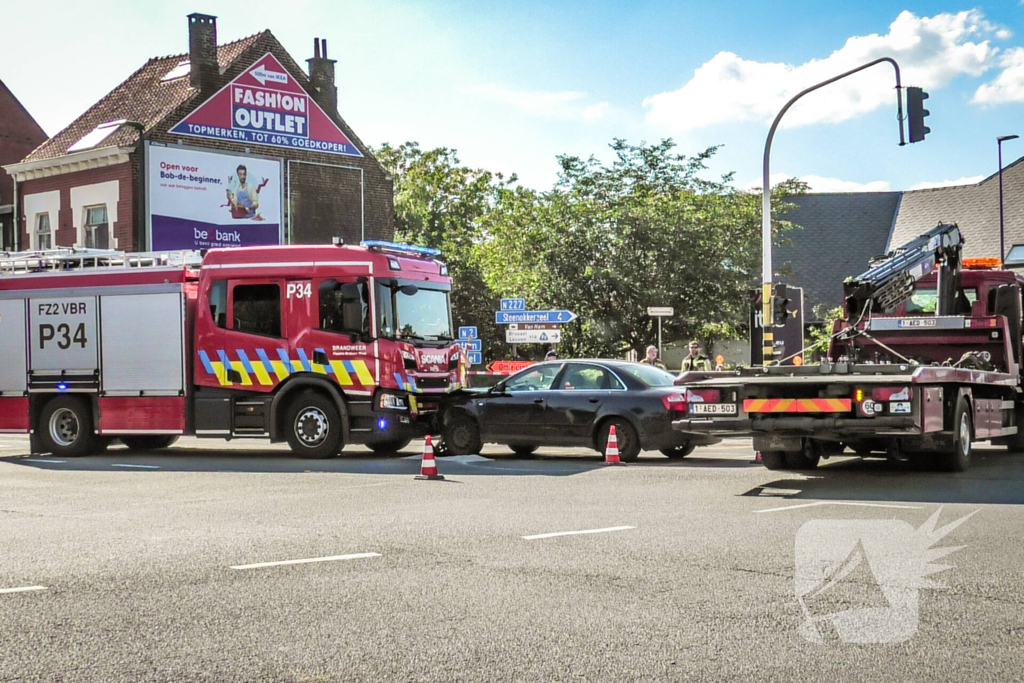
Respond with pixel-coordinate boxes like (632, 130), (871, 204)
(0, 241), (464, 459)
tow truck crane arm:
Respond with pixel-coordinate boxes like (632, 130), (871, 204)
(843, 222), (963, 319)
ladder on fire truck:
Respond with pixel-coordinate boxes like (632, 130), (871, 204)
(0, 247), (203, 275)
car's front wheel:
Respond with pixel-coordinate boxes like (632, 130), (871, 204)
(444, 415), (482, 455)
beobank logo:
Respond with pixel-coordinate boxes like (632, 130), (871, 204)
(170, 53), (362, 157)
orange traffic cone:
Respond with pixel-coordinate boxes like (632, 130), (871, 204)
(753, 451), (762, 464)
(604, 425), (623, 465)
(415, 435), (445, 480)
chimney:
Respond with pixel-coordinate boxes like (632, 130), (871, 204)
(306, 38), (337, 113)
(188, 13), (219, 93)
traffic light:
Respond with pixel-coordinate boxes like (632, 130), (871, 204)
(771, 283), (791, 325)
(906, 86), (931, 143)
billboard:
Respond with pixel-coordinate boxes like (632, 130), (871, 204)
(146, 144), (282, 251)
(169, 53), (362, 158)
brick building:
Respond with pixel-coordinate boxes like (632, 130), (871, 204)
(2, 13), (393, 253)
(0, 80), (47, 251)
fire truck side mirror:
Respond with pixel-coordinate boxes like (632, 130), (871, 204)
(399, 284), (419, 296)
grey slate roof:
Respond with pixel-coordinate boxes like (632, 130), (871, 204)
(888, 157), (1024, 260)
(776, 192), (901, 314)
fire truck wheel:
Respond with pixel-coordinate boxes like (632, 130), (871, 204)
(368, 438), (412, 454)
(444, 415), (482, 455)
(939, 398), (973, 472)
(759, 451), (789, 470)
(39, 396), (97, 458)
(284, 391), (343, 459)
(660, 442), (696, 459)
(121, 435), (179, 451)
(598, 419), (640, 462)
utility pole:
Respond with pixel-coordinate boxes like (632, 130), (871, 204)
(761, 57), (907, 363)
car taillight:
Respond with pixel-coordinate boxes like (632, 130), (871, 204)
(871, 386), (910, 401)
(662, 393), (688, 412)
(687, 388), (721, 403)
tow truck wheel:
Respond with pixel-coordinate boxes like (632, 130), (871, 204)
(939, 398), (973, 472)
(660, 442), (696, 459)
(368, 438), (412, 455)
(121, 435), (179, 451)
(444, 415), (482, 456)
(39, 395), (97, 458)
(509, 444), (538, 457)
(785, 441), (821, 470)
(284, 391), (343, 459)
(759, 451), (789, 470)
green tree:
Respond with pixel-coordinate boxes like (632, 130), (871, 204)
(479, 139), (804, 358)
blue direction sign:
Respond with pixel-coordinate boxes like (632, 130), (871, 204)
(495, 310), (578, 325)
(467, 351), (483, 365)
(457, 339), (482, 352)
(500, 298), (526, 311)
(458, 326), (478, 340)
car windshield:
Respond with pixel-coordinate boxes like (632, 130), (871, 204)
(616, 363), (676, 388)
(394, 287), (452, 341)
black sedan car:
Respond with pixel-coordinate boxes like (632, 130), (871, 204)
(439, 360), (721, 461)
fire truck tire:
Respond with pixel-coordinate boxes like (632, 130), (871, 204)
(284, 391), (343, 459)
(1004, 405), (1024, 452)
(39, 396), (97, 458)
(121, 435), (179, 451)
(939, 398), (973, 472)
(759, 451), (789, 470)
(368, 438), (412, 454)
(444, 415), (482, 455)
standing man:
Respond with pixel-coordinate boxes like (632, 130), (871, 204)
(226, 164), (262, 220)
(679, 340), (711, 374)
(639, 345), (666, 369)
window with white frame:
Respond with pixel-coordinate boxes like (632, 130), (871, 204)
(36, 213), (52, 250)
(84, 205), (109, 249)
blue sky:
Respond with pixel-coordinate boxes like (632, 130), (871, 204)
(3, 1), (1024, 192)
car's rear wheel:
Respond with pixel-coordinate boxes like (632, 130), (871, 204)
(284, 391), (343, 459)
(598, 419), (640, 462)
(509, 444), (537, 456)
(39, 396), (97, 458)
(121, 435), (179, 451)
(660, 442), (696, 459)
(444, 415), (482, 455)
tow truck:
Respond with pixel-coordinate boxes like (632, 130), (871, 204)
(672, 223), (1024, 471)
(0, 241), (464, 459)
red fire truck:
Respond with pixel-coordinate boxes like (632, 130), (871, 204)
(0, 241), (464, 458)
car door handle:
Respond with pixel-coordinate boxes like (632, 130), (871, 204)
(533, 398), (544, 404)
(588, 398), (600, 403)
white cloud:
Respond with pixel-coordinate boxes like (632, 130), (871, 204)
(462, 84), (607, 121)
(746, 173), (890, 192)
(645, 10), (1003, 131)
(909, 175), (985, 190)
(973, 47), (1024, 104)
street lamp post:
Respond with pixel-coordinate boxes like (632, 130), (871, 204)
(998, 135), (1019, 263)
(761, 57), (905, 363)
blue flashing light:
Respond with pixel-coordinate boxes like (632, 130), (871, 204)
(57, 383), (68, 391)
(377, 418), (388, 431)
(360, 240), (442, 258)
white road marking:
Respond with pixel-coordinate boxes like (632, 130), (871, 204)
(110, 464), (161, 469)
(23, 458), (66, 464)
(523, 526), (636, 540)
(230, 552), (381, 570)
(755, 501), (921, 514)
(0, 586), (47, 595)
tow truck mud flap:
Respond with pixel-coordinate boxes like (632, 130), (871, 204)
(752, 434), (802, 452)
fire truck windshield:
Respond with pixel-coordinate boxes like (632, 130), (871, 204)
(377, 280), (453, 343)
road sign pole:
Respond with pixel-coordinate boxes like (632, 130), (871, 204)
(657, 317), (663, 360)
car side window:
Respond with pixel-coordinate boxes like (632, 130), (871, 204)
(560, 364), (611, 391)
(505, 364), (562, 392)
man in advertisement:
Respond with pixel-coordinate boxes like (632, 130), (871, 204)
(226, 164), (265, 221)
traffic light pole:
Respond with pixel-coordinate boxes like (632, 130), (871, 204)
(761, 57), (904, 363)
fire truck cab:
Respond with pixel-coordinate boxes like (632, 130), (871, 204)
(0, 241), (463, 459)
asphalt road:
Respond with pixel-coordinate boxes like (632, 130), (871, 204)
(1, 435), (1022, 682)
